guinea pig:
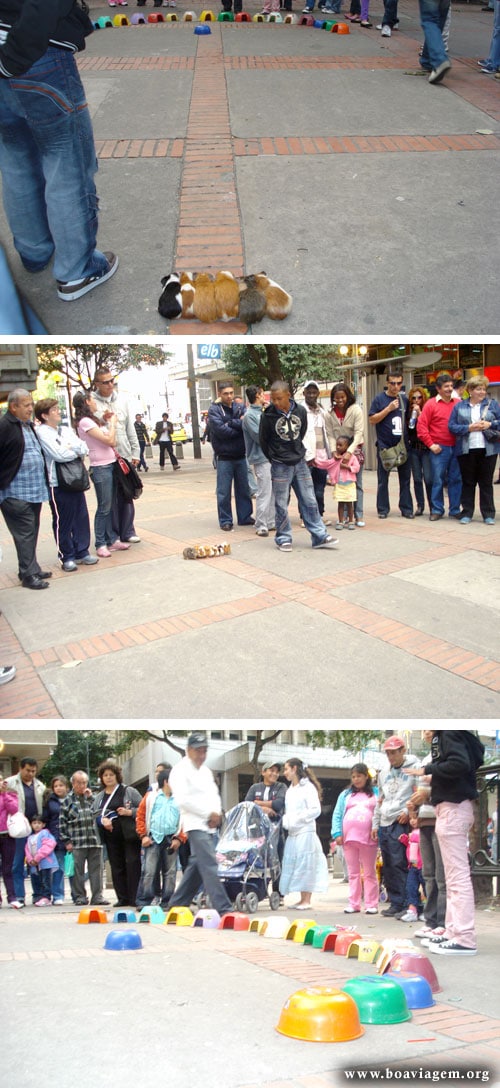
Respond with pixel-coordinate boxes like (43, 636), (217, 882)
(214, 270), (240, 321)
(192, 272), (218, 324)
(237, 274), (266, 325)
(254, 272), (293, 320)
(158, 273), (182, 320)
(180, 272), (195, 318)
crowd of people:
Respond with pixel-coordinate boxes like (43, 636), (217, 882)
(0, 731), (487, 958)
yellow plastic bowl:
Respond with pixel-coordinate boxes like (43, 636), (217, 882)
(275, 987), (364, 1043)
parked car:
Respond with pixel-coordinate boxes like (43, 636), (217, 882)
(171, 424), (189, 444)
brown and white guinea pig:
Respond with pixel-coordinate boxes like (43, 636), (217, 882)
(180, 272), (195, 318)
(158, 273), (182, 320)
(214, 270), (240, 322)
(192, 272), (218, 324)
(254, 273), (293, 320)
(237, 274), (266, 325)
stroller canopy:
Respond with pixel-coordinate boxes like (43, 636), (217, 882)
(217, 801), (280, 875)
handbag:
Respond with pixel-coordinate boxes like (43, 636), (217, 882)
(379, 396), (408, 472)
(7, 811), (31, 838)
(113, 454), (143, 501)
(55, 457), (90, 493)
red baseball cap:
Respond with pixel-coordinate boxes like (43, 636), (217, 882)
(383, 736), (406, 751)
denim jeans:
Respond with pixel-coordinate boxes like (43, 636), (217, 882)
(376, 453), (413, 516)
(486, 0), (500, 69)
(215, 457), (253, 528)
(253, 461), (275, 530)
(51, 846), (66, 901)
(405, 865), (425, 910)
(429, 445), (462, 516)
(378, 823), (409, 912)
(12, 837), (41, 902)
(355, 464), (364, 520)
(410, 447), (432, 511)
(90, 463), (117, 548)
(0, 48), (109, 283)
(137, 837), (178, 907)
(271, 459), (328, 546)
(419, 0), (450, 71)
(382, 0), (398, 26)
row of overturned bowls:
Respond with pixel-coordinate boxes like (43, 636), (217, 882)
(93, 10), (349, 28)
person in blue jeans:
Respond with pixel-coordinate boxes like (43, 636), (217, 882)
(207, 384), (254, 532)
(368, 372), (414, 520)
(259, 381), (338, 553)
(0, 0), (117, 302)
(416, 374), (462, 521)
(418, 0), (452, 83)
(478, 0), (500, 72)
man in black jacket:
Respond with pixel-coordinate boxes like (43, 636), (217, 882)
(207, 383), (254, 531)
(0, 388), (51, 588)
(259, 381), (338, 553)
(246, 762), (286, 896)
(0, 0), (117, 302)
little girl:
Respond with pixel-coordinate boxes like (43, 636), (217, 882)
(399, 816), (425, 922)
(315, 435), (360, 530)
(24, 815), (58, 906)
(331, 763), (379, 914)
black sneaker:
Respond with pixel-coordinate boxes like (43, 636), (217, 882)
(57, 252), (118, 301)
(381, 906), (401, 917)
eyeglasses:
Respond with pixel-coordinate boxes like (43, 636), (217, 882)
(388, 379), (403, 385)
(98, 379), (115, 385)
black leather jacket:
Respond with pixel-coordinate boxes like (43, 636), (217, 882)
(0, 0), (93, 78)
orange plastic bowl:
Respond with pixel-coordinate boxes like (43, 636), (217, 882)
(276, 987), (364, 1042)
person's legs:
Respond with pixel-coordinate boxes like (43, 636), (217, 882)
(446, 449), (462, 516)
(51, 488), (84, 563)
(0, 499), (43, 580)
(419, 825), (439, 928)
(310, 465), (328, 517)
(71, 848), (89, 901)
(342, 841), (362, 910)
(397, 457), (414, 516)
(271, 462), (294, 546)
(0, 834), (17, 902)
(354, 464), (364, 521)
(215, 459), (235, 528)
(112, 489), (135, 542)
(138, 442), (147, 471)
(435, 801), (476, 947)
(166, 440), (179, 468)
(168, 850), (203, 907)
(51, 846), (66, 901)
(476, 452), (496, 520)
(405, 864), (421, 910)
(429, 447), (449, 515)
(457, 452), (477, 518)
(253, 461), (274, 530)
(233, 458), (254, 524)
(123, 841), (142, 906)
(378, 824), (408, 911)
(137, 841), (162, 906)
(90, 464), (116, 547)
(410, 448), (425, 510)
(159, 841), (179, 906)
(376, 454), (390, 515)
(292, 460), (329, 545)
(159, 443), (166, 468)
(357, 842), (379, 909)
(0, 87), (55, 271)
(184, 831), (233, 915)
(87, 847), (105, 903)
(104, 835), (128, 903)
(419, 0), (450, 69)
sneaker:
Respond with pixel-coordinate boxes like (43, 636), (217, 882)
(74, 898), (89, 905)
(459, 516), (471, 524)
(91, 898), (111, 906)
(0, 665), (16, 685)
(431, 940), (477, 956)
(399, 908), (418, 922)
(428, 59), (451, 83)
(480, 63), (496, 73)
(256, 528), (269, 536)
(9, 900), (24, 909)
(365, 907), (378, 914)
(484, 517), (495, 525)
(381, 24), (391, 35)
(75, 555), (99, 565)
(377, 18), (397, 27)
(53, 900), (64, 905)
(35, 897), (51, 906)
(421, 934), (448, 948)
(173, 465), (181, 471)
(96, 546), (112, 558)
(276, 541), (293, 552)
(125, 536), (141, 543)
(414, 924), (438, 938)
(312, 535), (339, 549)
(62, 560), (78, 572)
(344, 906), (360, 913)
(381, 906), (401, 917)
(57, 253), (118, 302)
(356, 519), (365, 527)
(109, 541), (130, 551)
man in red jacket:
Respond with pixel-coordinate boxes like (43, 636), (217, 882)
(416, 374), (462, 521)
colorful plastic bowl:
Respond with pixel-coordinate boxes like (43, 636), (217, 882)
(386, 952), (442, 994)
(386, 972), (435, 1009)
(276, 987), (364, 1042)
(342, 976), (411, 1025)
(334, 930), (362, 956)
(192, 909), (221, 929)
(260, 917), (291, 939)
(104, 928), (142, 951)
(347, 938), (382, 963)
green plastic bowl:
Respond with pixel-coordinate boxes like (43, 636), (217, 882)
(342, 975), (411, 1025)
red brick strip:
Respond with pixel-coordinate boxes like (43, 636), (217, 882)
(0, 615), (60, 719)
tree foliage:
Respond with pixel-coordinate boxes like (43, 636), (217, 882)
(38, 731), (117, 786)
(306, 730), (385, 754)
(36, 344), (172, 391)
(114, 729), (283, 783)
(221, 344), (342, 395)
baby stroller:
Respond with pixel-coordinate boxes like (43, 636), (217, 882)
(216, 801), (282, 913)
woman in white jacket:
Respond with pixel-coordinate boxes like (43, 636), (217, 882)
(35, 398), (97, 572)
(279, 758), (329, 910)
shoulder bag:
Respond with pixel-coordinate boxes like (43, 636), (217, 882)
(55, 457), (90, 492)
(379, 395), (408, 472)
(7, 811), (32, 838)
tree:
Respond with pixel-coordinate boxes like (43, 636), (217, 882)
(114, 729), (283, 782)
(306, 730), (385, 754)
(38, 730), (117, 787)
(221, 344), (342, 395)
(36, 344), (172, 391)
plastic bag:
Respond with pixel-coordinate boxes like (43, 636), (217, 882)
(64, 852), (75, 877)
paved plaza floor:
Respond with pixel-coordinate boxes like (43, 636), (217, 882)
(1, 445), (499, 720)
(0, 0), (498, 334)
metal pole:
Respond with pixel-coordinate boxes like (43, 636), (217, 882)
(187, 344), (202, 459)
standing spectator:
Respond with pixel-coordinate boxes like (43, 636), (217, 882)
(0, 771), (22, 909)
(398, 818), (425, 922)
(325, 383), (365, 526)
(135, 762), (175, 904)
(73, 389), (126, 559)
(404, 730), (484, 955)
(207, 383), (254, 532)
(43, 775), (70, 904)
(448, 375), (500, 525)
(6, 757), (45, 904)
(0, 0), (117, 303)
(245, 761), (287, 897)
(368, 372), (414, 520)
(136, 769), (182, 911)
(409, 728), (447, 942)
(279, 757), (329, 910)
(259, 381), (337, 553)
(478, 0), (500, 73)
(92, 369), (141, 544)
(242, 386), (274, 538)
(405, 386), (432, 515)
(417, 373), (462, 521)
(371, 736), (420, 917)
(419, 0), (452, 83)
(93, 761), (142, 908)
(154, 413), (180, 472)
(167, 733), (234, 917)
(0, 388), (51, 589)
(59, 770), (110, 907)
(24, 814), (58, 906)
(134, 414), (151, 473)
(34, 397), (98, 572)
(301, 380), (332, 524)
(315, 436), (361, 531)
(331, 764), (379, 915)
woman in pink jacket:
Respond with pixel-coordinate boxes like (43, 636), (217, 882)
(0, 773), (21, 908)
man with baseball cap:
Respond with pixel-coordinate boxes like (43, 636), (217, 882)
(167, 734), (233, 916)
(371, 736), (420, 917)
(302, 380), (332, 524)
(245, 761), (287, 898)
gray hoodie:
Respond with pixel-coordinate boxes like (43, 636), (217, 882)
(372, 753), (420, 830)
(92, 388), (139, 461)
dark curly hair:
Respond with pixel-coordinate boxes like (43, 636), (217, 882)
(97, 761), (123, 785)
(330, 383), (356, 410)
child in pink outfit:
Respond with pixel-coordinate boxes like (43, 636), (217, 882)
(331, 763), (379, 914)
(398, 819), (425, 922)
(25, 815), (58, 905)
(315, 435), (360, 529)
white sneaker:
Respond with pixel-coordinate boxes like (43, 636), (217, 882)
(399, 908), (418, 922)
(9, 900), (24, 909)
(312, 534), (339, 549)
(381, 24), (391, 35)
(256, 527), (269, 537)
(35, 898), (51, 907)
